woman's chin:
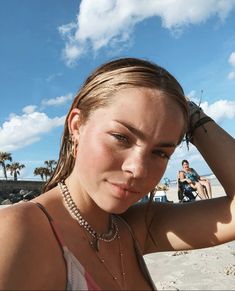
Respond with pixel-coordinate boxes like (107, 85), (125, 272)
(97, 200), (136, 214)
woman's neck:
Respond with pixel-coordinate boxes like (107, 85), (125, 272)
(64, 175), (111, 234)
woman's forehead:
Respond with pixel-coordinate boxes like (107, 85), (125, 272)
(114, 88), (184, 125)
(85, 87), (185, 144)
(108, 87), (182, 110)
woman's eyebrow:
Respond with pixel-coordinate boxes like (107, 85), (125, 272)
(154, 142), (177, 148)
(114, 120), (145, 139)
(114, 120), (177, 147)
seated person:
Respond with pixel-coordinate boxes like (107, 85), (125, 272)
(177, 175), (197, 201)
(179, 160), (212, 199)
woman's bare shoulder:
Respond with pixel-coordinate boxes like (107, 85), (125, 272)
(0, 202), (65, 289)
(0, 202), (48, 262)
(0, 202), (37, 236)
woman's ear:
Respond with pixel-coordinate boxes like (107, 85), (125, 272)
(67, 108), (82, 139)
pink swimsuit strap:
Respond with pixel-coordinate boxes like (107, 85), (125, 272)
(32, 202), (66, 249)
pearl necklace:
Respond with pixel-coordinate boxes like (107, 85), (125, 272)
(58, 180), (118, 251)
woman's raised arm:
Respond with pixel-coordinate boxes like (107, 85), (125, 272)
(189, 105), (235, 198)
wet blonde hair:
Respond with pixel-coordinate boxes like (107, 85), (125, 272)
(44, 57), (188, 192)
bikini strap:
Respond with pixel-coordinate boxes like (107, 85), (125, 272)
(32, 202), (66, 250)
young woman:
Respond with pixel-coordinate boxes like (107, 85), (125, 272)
(179, 159), (212, 199)
(0, 58), (234, 290)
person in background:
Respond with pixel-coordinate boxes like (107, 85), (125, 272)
(0, 58), (234, 290)
(163, 177), (170, 188)
(179, 159), (212, 199)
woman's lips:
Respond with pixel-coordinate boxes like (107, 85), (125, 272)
(107, 182), (140, 199)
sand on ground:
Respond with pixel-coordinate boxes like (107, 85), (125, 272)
(144, 182), (235, 290)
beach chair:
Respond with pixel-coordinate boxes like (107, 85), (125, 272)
(177, 169), (210, 202)
(178, 178), (199, 202)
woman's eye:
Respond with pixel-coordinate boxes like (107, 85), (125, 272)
(152, 149), (170, 160)
(111, 133), (129, 144)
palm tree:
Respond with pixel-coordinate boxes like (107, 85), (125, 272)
(0, 152), (12, 180)
(43, 167), (51, 181)
(34, 167), (51, 181)
(34, 167), (45, 181)
(6, 162), (25, 181)
(44, 160), (57, 175)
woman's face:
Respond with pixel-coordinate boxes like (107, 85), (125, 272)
(182, 162), (190, 171)
(73, 87), (185, 213)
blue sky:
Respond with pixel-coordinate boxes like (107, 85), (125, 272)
(0, 0), (235, 181)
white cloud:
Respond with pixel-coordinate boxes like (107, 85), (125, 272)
(201, 100), (235, 122)
(41, 93), (73, 107)
(228, 52), (235, 80)
(22, 105), (37, 114)
(59, 0), (235, 65)
(228, 71), (235, 80)
(0, 110), (65, 152)
(46, 72), (63, 82)
(228, 52), (235, 67)
(187, 90), (197, 99)
(187, 90), (235, 122)
(173, 142), (202, 162)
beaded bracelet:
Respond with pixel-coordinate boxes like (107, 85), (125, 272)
(186, 101), (214, 147)
(186, 116), (214, 145)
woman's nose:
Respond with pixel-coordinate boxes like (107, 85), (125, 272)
(121, 151), (147, 178)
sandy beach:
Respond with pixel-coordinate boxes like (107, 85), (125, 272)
(144, 180), (235, 290)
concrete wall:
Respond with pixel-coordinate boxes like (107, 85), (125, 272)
(0, 180), (45, 195)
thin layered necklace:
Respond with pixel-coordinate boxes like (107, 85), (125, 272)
(58, 180), (126, 290)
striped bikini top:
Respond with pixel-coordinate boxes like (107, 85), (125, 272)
(34, 202), (157, 291)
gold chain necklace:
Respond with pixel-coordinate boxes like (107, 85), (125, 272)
(58, 180), (118, 251)
(82, 220), (127, 290)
